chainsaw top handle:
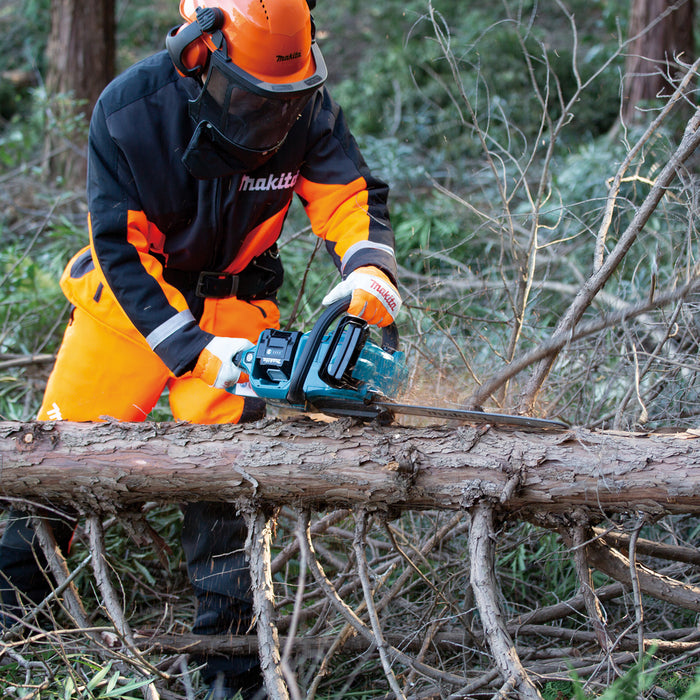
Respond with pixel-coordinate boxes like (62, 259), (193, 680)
(286, 296), (399, 406)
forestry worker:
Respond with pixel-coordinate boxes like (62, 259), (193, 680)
(0, 0), (401, 698)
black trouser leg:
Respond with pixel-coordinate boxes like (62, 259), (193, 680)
(0, 509), (75, 627)
(181, 502), (263, 695)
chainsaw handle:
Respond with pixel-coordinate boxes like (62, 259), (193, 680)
(381, 319), (400, 354)
(286, 296), (399, 406)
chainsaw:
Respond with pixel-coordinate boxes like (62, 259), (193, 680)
(231, 297), (567, 431)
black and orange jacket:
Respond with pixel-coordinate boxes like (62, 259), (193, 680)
(85, 50), (397, 376)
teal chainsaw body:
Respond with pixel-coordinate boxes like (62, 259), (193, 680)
(232, 298), (408, 419)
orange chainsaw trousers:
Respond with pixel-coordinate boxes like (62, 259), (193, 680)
(37, 290), (279, 425)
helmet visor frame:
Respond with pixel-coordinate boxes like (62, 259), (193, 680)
(188, 42), (327, 158)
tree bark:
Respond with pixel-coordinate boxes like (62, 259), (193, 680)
(44, 0), (115, 186)
(623, 0), (694, 121)
(2, 418), (700, 518)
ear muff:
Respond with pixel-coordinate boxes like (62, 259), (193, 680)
(166, 6), (225, 79)
(166, 24), (209, 77)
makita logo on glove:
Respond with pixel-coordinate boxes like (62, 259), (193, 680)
(370, 279), (398, 312)
(239, 171), (299, 192)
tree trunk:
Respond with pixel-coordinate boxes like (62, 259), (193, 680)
(44, 0), (115, 186)
(623, 0), (694, 121)
(2, 418), (700, 518)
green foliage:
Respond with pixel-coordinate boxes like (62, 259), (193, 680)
(0, 247), (64, 350)
(116, 0), (181, 70)
(0, 206), (82, 419)
(4, 658), (155, 698)
(329, 0), (624, 188)
(539, 635), (700, 699)
(570, 655), (659, 699)
(0, 88), (47, 170)
(541, 679), (577, 699)
(0, 0), (51, 75)
(392, 195), (479, 274)
(0, 87), (89, 177)
(566, 652), (700, 700)
(57, 661), (155, 699)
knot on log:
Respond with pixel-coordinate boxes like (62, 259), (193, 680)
(386, 445), (421, 477)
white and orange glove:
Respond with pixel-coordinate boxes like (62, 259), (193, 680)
(322, 265), (402, 328)
(192, 336), (255, 389)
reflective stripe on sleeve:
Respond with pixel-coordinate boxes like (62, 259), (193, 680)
(341, 241), (396, 274)
(146, 309), (196, 350)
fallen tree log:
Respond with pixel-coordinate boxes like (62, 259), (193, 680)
(1, 418), (700, 517)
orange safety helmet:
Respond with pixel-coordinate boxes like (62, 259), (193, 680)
(166, 0), (327, 176)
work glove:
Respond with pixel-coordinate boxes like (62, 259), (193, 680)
(192, 336), (255, 390)
(322, 265), (402, 328)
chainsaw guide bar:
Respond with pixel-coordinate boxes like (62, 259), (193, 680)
(374, 401), (567, 430)
(308, 398), (567, 430)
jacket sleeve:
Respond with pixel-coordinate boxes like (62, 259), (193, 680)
(86, 100), (211, 375)
(294, 89), (398, 284)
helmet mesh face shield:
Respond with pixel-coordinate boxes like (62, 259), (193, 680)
(189, 44), (326, 158)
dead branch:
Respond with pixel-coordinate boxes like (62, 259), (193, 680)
(559, 530), (700, 612)
(613, 301), (685, 428)
(86, 513), (162, 699)
(133, 626), (700, 660)
(600, 58), (700, 271)
(299, 506), (474, 690)
(30, 516), (96, 642)
(0, 354), (56, 371)
(279, 512), (307, 700)
(571, 524), (612, 654)
(244, 508), (288, 700)
(353, 510), (406, 699)
(29, 517), (163, 699)
(469, 503), (542, 699)
(592, 527), (700, 565)
(628, 514), (647, 663)
(271, 509), (349, 574)
(517, 92), (700, 412)
(87, 514), (137, 648)
(0, 550), (93, 643)
(443, 275), (700, 413)
(508, 581), (627, 629)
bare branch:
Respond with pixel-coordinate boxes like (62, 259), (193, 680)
(244, 508), (289, 700)
(30, 515), (95, 641)
(353, 510), (406, 699)
(517, 92), (700, 412)
(87, 514), (162, 699)
(571, 524), (613, 654)
(469, 503), (542, 699)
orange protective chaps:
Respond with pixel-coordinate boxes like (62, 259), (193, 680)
(37, 254), (280, 424)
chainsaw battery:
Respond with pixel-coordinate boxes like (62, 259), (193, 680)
(253, 329), (302, 383)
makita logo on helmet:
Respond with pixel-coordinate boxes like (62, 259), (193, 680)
(277, 51), (302, 62)
(239, 171), (300, 192)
